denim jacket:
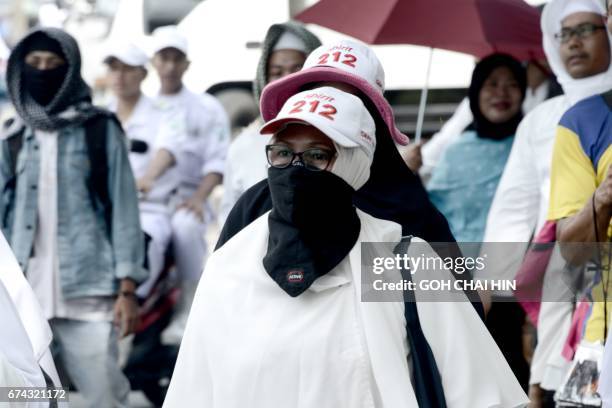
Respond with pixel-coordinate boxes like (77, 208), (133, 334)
(0, 118), (147, 299)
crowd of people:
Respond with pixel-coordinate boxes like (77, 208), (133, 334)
(1, 0), (612, 407)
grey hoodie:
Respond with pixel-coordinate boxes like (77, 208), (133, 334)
(6, 28), (103, 131)
(253, 21), (321, 102)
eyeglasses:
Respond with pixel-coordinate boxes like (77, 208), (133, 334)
(555, 23), (606, 44)
(265, 144), (336, 171)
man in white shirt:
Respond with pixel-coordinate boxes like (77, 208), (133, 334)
(104, 42), (184, 299)
(480, 0), (612, 405)
(149, 26), (230, 344)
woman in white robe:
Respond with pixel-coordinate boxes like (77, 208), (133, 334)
(163, 86), (529, 408)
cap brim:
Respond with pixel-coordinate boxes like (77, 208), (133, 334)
(103, 55), (146, 67)
(260, 67), (410, 146)
(151, 45), (188, 57)
(260, 117), (359, 149)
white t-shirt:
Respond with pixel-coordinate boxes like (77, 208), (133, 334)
(155, 87), (229, 189)
(27, 130), (114, 322)
(110, 94), (184, 206)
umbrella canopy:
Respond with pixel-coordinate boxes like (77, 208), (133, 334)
(296, 0), (544, 60)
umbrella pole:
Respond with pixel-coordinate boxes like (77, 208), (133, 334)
(415, 47), (433, 144)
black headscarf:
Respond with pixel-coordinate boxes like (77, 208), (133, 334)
(468, 53), (527, 140)
(7, 28), (104, 131)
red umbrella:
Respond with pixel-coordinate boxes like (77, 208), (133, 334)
(296, 0), (544, 141)
(296, 0), (544, 60)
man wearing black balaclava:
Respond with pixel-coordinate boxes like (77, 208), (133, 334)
(0, 28), (146, 407)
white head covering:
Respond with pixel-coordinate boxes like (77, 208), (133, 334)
(560, 0), (605, 20)
(272, 30), (308, 53)
(542, 0), (612, 105)
(330, 143), (372, 191)
(260, 86), (376, 190)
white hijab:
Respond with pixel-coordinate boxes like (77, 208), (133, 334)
(330, 142), (372, 191)
(542, 0), (612, 105)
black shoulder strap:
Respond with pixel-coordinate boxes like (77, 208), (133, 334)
(3, 119), (25, 199)
(602, 89), (612, 110)
(83, 112), (119, 237)
(40, 366), (58, 408)
(394, 236), (448, 408)
(7, 131), (24, 176)
(2, 117), (25, 177)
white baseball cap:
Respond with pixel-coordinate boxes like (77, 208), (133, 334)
(260, 39), (409, 146)
(103, 41), (148, 67)
(260, 86), (376, 159)
(303, 39), (385, 92)
(150, 25), (189, 56)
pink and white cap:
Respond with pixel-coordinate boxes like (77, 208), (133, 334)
(260, 86), (376, 159)
(303, 40), (385, 92)
(260, 39), (409, 146)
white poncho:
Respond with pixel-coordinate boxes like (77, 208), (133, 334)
(164, 210), (528, 407)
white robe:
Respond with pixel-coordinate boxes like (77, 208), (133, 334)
(0, 232), (61, 390)
(0, 278), (51, 408)
(164, 210), (528, 408)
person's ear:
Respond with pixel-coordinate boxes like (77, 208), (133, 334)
(185, 60), (191, 71)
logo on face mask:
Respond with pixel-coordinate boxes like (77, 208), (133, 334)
(286, 270), (304, 283)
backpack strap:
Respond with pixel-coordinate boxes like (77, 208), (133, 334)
(82, 111), (121, 237)
(1, 118), (25, 208)
(40, 366), (58, 408)
(1, 113), (119, 237)
(394, 235), (448, 408)
(602, 89), (612, 110)
(2, 117), (26, 176)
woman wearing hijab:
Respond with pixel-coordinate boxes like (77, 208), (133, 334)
(217, 40), (455, 247)
(216, 40), (485, 315)
(426, 53), (529, 390)
(163, 86), (528, 407)
(427, 53), (526, 246)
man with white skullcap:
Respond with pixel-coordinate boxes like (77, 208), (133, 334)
(477, 0), (612, 405)
(104, 41), (185, 299)
(547, 0), (612, 405)
(149, 26), (230, 344)
(219, 22), (321, 225)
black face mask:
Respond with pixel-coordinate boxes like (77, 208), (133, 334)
(263, 165), (361, 297)
(23, 63), (68, 107)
